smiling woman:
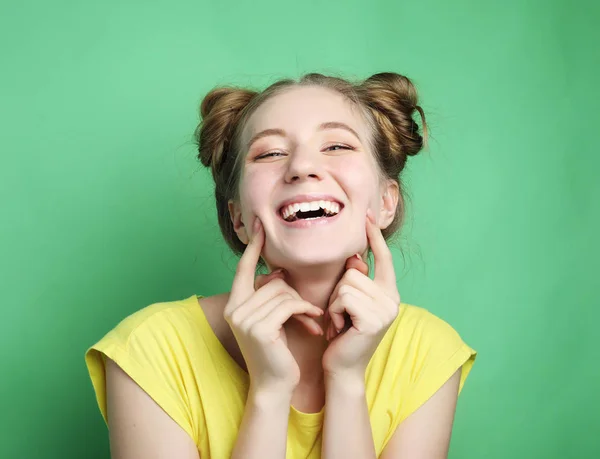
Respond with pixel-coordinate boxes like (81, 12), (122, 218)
(197, 73), (427, 266)
(85, 72), (476, 459)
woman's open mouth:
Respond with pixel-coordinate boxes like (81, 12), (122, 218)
(277, 200), (344, 227)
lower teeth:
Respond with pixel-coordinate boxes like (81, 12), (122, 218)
(286, 213), (335, 222)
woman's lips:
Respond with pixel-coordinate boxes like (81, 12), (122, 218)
(276, 206), (344, 228)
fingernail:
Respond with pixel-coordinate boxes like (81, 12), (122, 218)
(253, 218), (261, 233)
(354, 253), (362, 261)
(271, 268), (284, 274)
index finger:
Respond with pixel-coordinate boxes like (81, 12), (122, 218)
(366, 209), (397, 290)
(230, 217), (265, 303)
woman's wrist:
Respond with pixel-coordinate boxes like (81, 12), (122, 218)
(248, 383), (295, 409)
(324, 371), (366, 396)
(232, 383), (294, 459)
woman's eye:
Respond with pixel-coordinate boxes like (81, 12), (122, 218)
(255, 145), (352, 159)
(325, 144), (353, 152)
(256, 151), (285, 160)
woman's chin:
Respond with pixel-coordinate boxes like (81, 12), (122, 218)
(264, 246), (355, 270)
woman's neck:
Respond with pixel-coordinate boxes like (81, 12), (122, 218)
(283, 262), (346, 310)
(271, 249), (369, 309)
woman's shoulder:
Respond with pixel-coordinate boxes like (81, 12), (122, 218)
(87, 293), (231, 354)
(84, 294), (222, 442)
(386, 301), (476, 371)
(395, 302), (462, 336)
(373, 301), (477, 427)
(99, 294), (202, 342)
(396, 303), (460, 328)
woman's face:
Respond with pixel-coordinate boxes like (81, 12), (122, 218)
(230, 85), (395, 269)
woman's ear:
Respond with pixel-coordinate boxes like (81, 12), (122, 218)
(378, 180), (399, 229)
(228, 199), (249, 245)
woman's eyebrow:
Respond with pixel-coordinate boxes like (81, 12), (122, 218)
(317, 121), (361, 142)
(246, 128), (287, 151)
(246, 121), (361, 151)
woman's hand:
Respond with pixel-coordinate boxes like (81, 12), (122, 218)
(224, 217), (324, 392)
(322, 209), (401, 380)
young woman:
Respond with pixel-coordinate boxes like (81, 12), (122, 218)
(86, 72), (476, 458)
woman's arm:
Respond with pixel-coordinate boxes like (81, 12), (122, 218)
(230, 385), (293, 459)
(379, 367), (461, 459)
(105, 358), (200, 459)
(321, 373), (378, 459)
(106, 358), (292, 459)
(322, 368), (462, 459)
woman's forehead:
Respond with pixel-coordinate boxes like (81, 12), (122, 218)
(242, 86), (368, 142)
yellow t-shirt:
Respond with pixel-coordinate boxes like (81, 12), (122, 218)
(85, 294), (476, 458)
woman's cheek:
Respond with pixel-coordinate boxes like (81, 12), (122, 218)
(240, 172), (265, 205)
(339, 156), (378, 188)
(241, 182), (276, 232)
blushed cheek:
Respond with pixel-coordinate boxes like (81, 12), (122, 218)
(239, 173), (272, 221)
(344, 166), (379, 212)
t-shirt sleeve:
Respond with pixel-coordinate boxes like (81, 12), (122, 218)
(397, 307), (477, 424)
(84, 306), (196, 442)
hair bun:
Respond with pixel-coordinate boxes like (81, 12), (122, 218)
(360, 72), (427, 160)
(195, 87), (257, 176)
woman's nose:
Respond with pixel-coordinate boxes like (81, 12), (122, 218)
(284, 150), (323, 183)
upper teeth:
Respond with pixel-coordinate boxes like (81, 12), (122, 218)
(281, 200), (341, 219)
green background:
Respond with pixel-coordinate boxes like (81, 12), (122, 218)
(1, 0), (598, 457)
